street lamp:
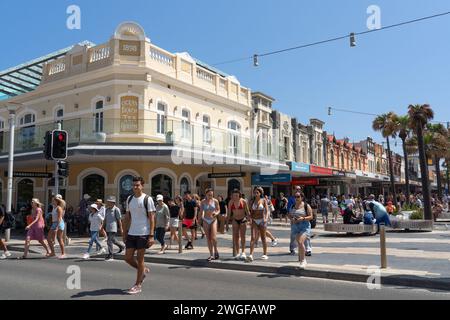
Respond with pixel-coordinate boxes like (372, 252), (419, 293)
(4, 102), (22, 241)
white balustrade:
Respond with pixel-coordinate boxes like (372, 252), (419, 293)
(150, 47), (174, 67)
(89, 45), (111, 63)
(196, 67), (215, 84)
(48, 59), (66, 75)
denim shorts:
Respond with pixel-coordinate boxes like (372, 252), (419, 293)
(51, 221), (65, 231)
(291, 221), (311, 238)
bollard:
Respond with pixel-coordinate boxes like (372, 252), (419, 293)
(4, 228), (10, 242)
(380, 223), (387, 269)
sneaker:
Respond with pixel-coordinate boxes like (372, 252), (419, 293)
(98, 248), (106, 255)
(234, 255), (240, 260)
(58, 255), (67, 260)
(0, 254), (6, 260)
(271, 239), (278, 247)
(126, 285), (142, 295)
(246, 255), (254, 262)
(299, 260), (307, 270)
(83, 253), (90, 260)
(306, 251), (312, 257)
(105, 255), (114, 261)
(290, 250), (296, 256)
(239, 252), (247, 260)
(261, 255), (269, 260)
(4, 251), (11, 258)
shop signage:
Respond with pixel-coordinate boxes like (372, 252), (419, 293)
(292, 177), (319, 186)
(357, 183), (373, 187)
(346, 172), (357, 179)
(290, 162), (310, 173)
(333, 170), (346, 176)
(119, 40), (141, 56)
(120, 96), (139, 132)
(4, 172), (53, 178)
(310, 166), (333, 175)
(208, 172), (246, 179)
(252, 173), (292, 185)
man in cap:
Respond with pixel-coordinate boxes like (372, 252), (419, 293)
(103, 196), (125, 261)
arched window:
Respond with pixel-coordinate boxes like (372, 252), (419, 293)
(16, 179), (34, 216)
(341, 154), (345, 169)
(227, 179), (241, 197)
(119, 175), (134, 211)
(94, 100), (104, 133)
(181, 109), (191, 139)
(330, 150), (335, 167)
(156, 102), (167, 135)
(180, 177), (190, 195)
(82, 174), (105, 201)
(228, 121), (241, 154)
(152, 174), (173, 199)
(19, 113), (36, 126)
(202, 115), (211, 144)
(350, 156), (354, 170)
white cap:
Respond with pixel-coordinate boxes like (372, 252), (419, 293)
(83, 194), (90, 200)
(156, 195), (164, 201)
(90, 204), (99, 211)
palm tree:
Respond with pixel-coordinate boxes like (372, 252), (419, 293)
(408, 104), (434, 220)
(372, 112), (397, 200)
(392, 114), (411, 204)
(426, 123), (449, 201)
(406, 124), (449, 201)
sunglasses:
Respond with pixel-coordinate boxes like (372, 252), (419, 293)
(295, 196), (302, 199)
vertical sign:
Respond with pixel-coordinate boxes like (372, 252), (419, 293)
(120, 96), (139, 132)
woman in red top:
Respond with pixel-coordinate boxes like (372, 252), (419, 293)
(385, 201), (396, 215)
(20, 198), (51, 259)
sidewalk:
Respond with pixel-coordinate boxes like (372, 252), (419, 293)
(6, 220), (450, 291)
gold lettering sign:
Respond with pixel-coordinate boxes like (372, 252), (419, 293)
(120, 96), (139, 132)
(119, 40), (141, 56)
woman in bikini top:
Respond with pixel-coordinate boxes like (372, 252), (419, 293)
(230, 199), (248, 224)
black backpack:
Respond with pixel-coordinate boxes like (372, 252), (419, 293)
(304, 202), (317, 229)
(1, 208), (15, 229)
(127, 195), (151, 217)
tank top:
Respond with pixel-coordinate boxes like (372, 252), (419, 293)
(169, 205), (180, 218)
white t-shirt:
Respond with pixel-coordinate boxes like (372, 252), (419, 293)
(126, 194), (156, 236)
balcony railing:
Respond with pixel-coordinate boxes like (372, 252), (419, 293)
(0, 118), (281, 164)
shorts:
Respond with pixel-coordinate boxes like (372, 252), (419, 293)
(170, 218), (179, 228)
(291, 221), (311, 238)
(182, 218), (196, 230)
(51, 221), (65, 231)
(321, 210), (329, 218)
(126, 235), (150, 250)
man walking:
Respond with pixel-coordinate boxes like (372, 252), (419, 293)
(123, 177), (156, 295)
(104, 196), (125, 261)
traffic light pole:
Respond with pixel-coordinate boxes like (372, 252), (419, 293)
(54, 121), (62, 196)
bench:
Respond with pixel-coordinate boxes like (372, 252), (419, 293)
(324, 223), (378, 235)
(389, 219), (433, 231)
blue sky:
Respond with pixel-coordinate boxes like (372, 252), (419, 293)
(1, 0), (449, 153)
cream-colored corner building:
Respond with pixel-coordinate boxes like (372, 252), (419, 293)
(0, 22), (287, 211)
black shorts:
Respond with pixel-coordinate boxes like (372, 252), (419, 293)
(126, 235), (150, 250)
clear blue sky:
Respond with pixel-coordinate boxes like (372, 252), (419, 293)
(1, 0), (449, 153)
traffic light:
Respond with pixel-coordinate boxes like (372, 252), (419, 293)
(43, 131), (52, 160)
(253, 54), (259, 67)
(350, 33), (356, 47)
(57, 161), (69, 177)
(51, 130), (68, 160)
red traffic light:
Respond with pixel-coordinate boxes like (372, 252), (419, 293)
(58, 133), (65, 142)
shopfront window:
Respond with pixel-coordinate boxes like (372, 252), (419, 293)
(152, 174), (173, 199)
(180, 177), (190, 195)
(119, 175), (134, 211)
(82, 174), (105, 201)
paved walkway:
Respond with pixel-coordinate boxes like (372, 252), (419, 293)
(5, 219), (450, 290)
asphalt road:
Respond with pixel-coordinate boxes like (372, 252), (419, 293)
(1, 254), (449, 300)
